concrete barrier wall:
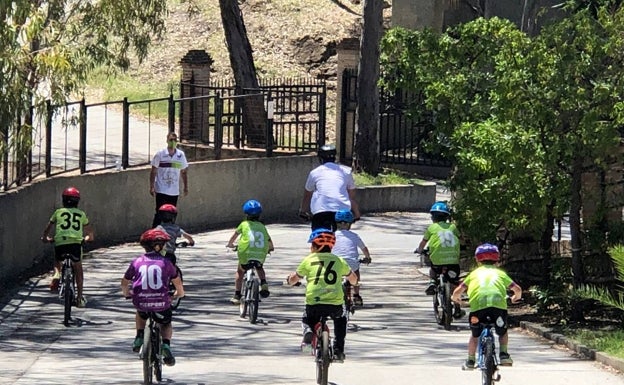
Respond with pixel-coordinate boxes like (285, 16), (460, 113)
(0, 155), (435, 286)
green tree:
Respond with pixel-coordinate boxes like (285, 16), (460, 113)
(578, 245), (624, 311)
(1, 1), (168, 183)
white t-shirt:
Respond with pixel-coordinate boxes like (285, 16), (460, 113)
(304, 162), (355, 214)
(333, 229), (366, 271)
(151, 148), (188, 196)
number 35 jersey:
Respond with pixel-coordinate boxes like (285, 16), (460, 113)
(49, 208), (90, 246)
(124, 252), (179, 312)
(296, 252), (351, 306)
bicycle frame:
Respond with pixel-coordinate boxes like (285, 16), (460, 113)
(477, 323), (500, 385)
(141, 313), (163, 385)
(312, 316), (333, 385)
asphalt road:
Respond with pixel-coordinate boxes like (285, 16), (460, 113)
(1, 212), (623, 385)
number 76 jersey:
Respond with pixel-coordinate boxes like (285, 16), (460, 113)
(296, 252), (351, 306)
(124, 252), (179, 312)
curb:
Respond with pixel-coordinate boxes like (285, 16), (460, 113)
(515, 320), (624, 373)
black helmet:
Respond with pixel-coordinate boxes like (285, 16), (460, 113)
(318, 144), (336, 163)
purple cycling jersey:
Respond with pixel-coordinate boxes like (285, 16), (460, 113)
(124, 251), (178, 312)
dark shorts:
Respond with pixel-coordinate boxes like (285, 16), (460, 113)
(311, 211), (337, 232)
(138, 308), (173, 325)
(241, 260), (264, 270)
(54, 243), (82, 263)
(468, 307), (508, 338)
(430, 264), (461, 284)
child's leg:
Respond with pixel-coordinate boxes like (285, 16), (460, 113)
(499, 331), (509, 353)
(468, 335), (478, 357)
(256, 266), (267, 281)
(234, 264), (244, 291)
(74, 261), (84, 297)
(353, 270), (361, 295)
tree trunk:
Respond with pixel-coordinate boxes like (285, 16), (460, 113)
(540, 199), (555, 287)
(354, 0), (382, 175)
(569, 155), (585, 321)
(219, 0), (267, 147)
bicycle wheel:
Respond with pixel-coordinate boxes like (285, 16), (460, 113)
(63, 266), (73, 326)
(482, 337), (495, 385)
(442, 281), (453, 331)
(153, 327), (162, 382)
(239, 279), (249, 318)
(248, 279), (259, 324)
(143, 325), (153, 385)
(319, 330), (330, 385)
(433, 287), (444, 325)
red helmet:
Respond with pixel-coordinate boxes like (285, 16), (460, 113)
(475, 243), (500, 262)
(158, 204), (177, 214)
(140, 228), (171, 249)
(62, 186), (80, 207)
(62, 187), (80, 198)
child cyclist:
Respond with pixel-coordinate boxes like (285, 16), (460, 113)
(287, 228), (358, 361)
(333, 209), (371, 306)
(156, 203), (195, 265)
(41, 186), (94, 308)
(451, 243), (522, 369)
(226, 199), (274, 304)
(121, 228), (184, 366)
(415, 201), (463, 318)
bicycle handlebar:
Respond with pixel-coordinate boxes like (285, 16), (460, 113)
(176, 241), (193, 248)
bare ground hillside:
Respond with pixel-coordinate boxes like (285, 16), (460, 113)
(120, 0), (392, 137)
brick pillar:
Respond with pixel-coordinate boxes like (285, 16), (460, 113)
(392, 0), (447, 31)
(335, 38), (360, 161)
(179, 50), (213, 142)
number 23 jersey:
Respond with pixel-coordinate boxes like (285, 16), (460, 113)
(124, 252), (179, 312)
(296, 252), (351, 305)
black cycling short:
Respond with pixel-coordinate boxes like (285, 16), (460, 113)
(138, 308), (173, 325)
(54, 243), (82, 263)
(468, 307), (508, 338)
(430, 264), (461, 284)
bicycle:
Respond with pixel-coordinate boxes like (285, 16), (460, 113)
(168, 241), (191, 310)
(239, 259), (263, 324)
(470, 318), (501, 385)
(312, 315), (335, 385)
(140, 312), (164, 385)
(342, 258), (370, 316)
(59, 253), (77, 326)
(416, 249), (455, 330)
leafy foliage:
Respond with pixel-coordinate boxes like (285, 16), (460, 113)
(577, 245), (624, 311)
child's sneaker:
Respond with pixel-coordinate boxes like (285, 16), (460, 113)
(132, 337), (143, 352)
(499, 352), (513, 366)
(162, 344), (176, 366)
(425, 281), (436, 295)
(230, 294), (241, 305)
(260, 283), (270, 298)
(76, 296), (87, 308)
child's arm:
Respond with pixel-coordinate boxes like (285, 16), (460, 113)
(508, 282), (522, 303)
(226, 231), (239, 248)
(41, 221), (54, 242)
(415, 238), (428, 254)
(84, 223), (94, 242)
(268, 239), (275, 252)
(360, 246), (372, 263)
(121, 277), (131, 297)
(451, 282), (467, 304)
(181, 231), (195, 246)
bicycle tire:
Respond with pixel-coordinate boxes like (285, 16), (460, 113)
(482, 337), (495, 385)
(239, 279), (249, 318)
(320, 330), (330, 385)
(433, 286), (444, 325)
(143, 324), (153, 385)
(153, 326), (162, 382)
(249, 279), (259, 324)
(63, 265), (73, 326)
(442, 281), (453, 331)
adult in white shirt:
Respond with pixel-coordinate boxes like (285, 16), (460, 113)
(299, 144), (360, 231)
(150, 132), (188, 227)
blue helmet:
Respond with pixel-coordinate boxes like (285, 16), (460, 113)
(243, 199), (262, 215)
(430, 201), (450, 215)
(335, 209), (354, 223)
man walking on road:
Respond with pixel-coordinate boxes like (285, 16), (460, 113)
(299, 144), (360, 231)
(150, 132), (189, 227)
